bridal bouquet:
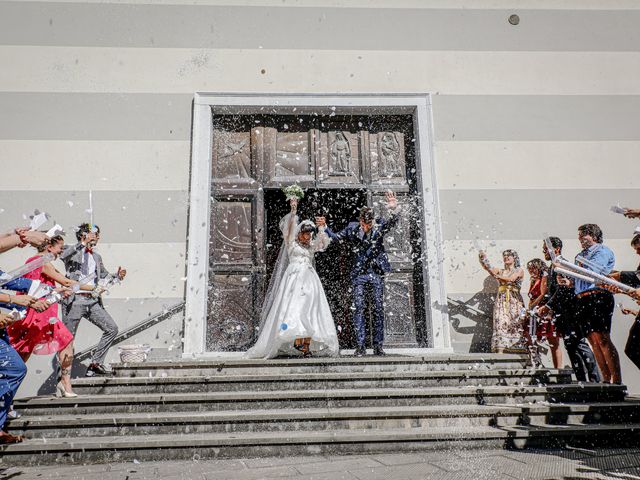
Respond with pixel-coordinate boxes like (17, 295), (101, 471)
(283, 184), (304, 201)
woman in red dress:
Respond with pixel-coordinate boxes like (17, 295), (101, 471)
(8, 235), (94, 397)
(526, 258), (562, 368)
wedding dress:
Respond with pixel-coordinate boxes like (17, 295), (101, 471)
(245, 212), (339, 359)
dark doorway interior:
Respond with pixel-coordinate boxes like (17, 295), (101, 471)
(264, 188), (368, 348)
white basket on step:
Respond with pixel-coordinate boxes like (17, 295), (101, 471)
(118, 344), (151, 363)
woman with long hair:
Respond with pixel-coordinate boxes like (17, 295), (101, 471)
(8, 235), (94, 397)
(526, 258), (562, 367)
(479, 249), (526, 353)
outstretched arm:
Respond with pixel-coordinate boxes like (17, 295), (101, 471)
(280, 198), (299, 246)
(42, 263), (94, 291)
(317, 216), (350, 243)
(478, 251), (501, 277)
(379, 191), (401, 236)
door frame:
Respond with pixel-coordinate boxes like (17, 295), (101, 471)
(184, 93), (452, 356)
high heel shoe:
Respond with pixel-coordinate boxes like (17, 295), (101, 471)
(55, 381), (78, 398)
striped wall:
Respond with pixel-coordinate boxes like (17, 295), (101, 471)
(1, 0), (640, 394)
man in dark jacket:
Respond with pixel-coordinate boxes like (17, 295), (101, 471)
(319, 192), (400, 356)
(609, 233), (640, 371)
(539, 236), (600, 382)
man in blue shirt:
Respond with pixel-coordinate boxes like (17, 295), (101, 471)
(574, 223), (621, 384)
(319, 192), (400, 357)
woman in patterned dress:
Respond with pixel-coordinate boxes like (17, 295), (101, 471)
(479, 249), (526, 353)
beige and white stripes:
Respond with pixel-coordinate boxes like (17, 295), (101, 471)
(1, 0), (639, 394)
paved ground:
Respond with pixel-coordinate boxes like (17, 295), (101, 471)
(3, 447), (640, 480)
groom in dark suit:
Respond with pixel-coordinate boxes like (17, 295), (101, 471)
(318, 192), (400, 356)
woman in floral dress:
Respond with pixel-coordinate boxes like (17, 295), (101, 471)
(479, 249), (526, 353)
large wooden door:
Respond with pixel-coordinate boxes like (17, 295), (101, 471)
(208, 120), (422, 351)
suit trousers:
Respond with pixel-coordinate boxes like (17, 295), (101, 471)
(352, 273), (385, 348)
(563, 333), (602, 383)
(0, 331), (27, 430)
(554, 301), (601, 383)
(63, 296), (118, 364)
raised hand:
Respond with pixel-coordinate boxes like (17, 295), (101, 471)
(385, 191), (398, 210)
(117, 266), (127, 280)
(289, 197), (298, 213)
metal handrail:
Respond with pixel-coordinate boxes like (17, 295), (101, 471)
(74, 301), (185, 362)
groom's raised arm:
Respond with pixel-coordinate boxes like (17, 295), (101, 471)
(317, 217), (351, 243)
(379, 209), (400, 236)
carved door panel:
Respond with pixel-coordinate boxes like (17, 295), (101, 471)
(263, 128), (316, 187)
(383, 273), (418, 347)
(207, 196), (265, 351)
(317, 130), (363, 186)
(372, 193), (413, 269)
(212, 130), (261, 190)
(362, 131), (408, 189)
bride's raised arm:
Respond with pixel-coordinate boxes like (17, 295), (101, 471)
(279, 197), (299, 246)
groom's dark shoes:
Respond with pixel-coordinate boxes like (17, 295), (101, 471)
(354, 346), (366, 357)
(373, 345), (386, 356)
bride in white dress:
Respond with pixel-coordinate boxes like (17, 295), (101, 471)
(245, 197), (339, 359)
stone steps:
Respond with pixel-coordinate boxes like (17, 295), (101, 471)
(111, 354), (529, 377)
(8, 402), (640, 439)
(3, 422), (640, 466)
(12, 384), (626, 416)
(70, 368), (572, 394)
(3, 355), (636, 465)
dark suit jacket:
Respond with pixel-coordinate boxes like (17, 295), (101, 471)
(620, 264), (640, 289)
(325, 213), (399, 279)
(544, 265), (576, 332)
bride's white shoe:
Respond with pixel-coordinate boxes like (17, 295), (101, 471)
(55, 381), (78, 398)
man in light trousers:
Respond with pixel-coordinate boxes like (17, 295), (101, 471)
(60, 223), (126, 376)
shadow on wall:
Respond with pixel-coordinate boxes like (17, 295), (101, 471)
(448, 275), (499, 353)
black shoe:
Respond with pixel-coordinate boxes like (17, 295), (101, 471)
(354, 346), (366, 357)
(86, 363), (111, 377)
(373, 346), (386, 356)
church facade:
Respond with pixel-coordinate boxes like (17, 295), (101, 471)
(1, 0), (639, 394)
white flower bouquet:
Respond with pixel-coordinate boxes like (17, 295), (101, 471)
(283, 184), (305, 201)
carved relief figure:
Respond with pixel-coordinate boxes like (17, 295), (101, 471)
(380, 132), (401, 177)
(218, 136), (250, 178)
(330, 132), (351, 174)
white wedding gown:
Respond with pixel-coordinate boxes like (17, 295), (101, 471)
(245, 213), (339, 359)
